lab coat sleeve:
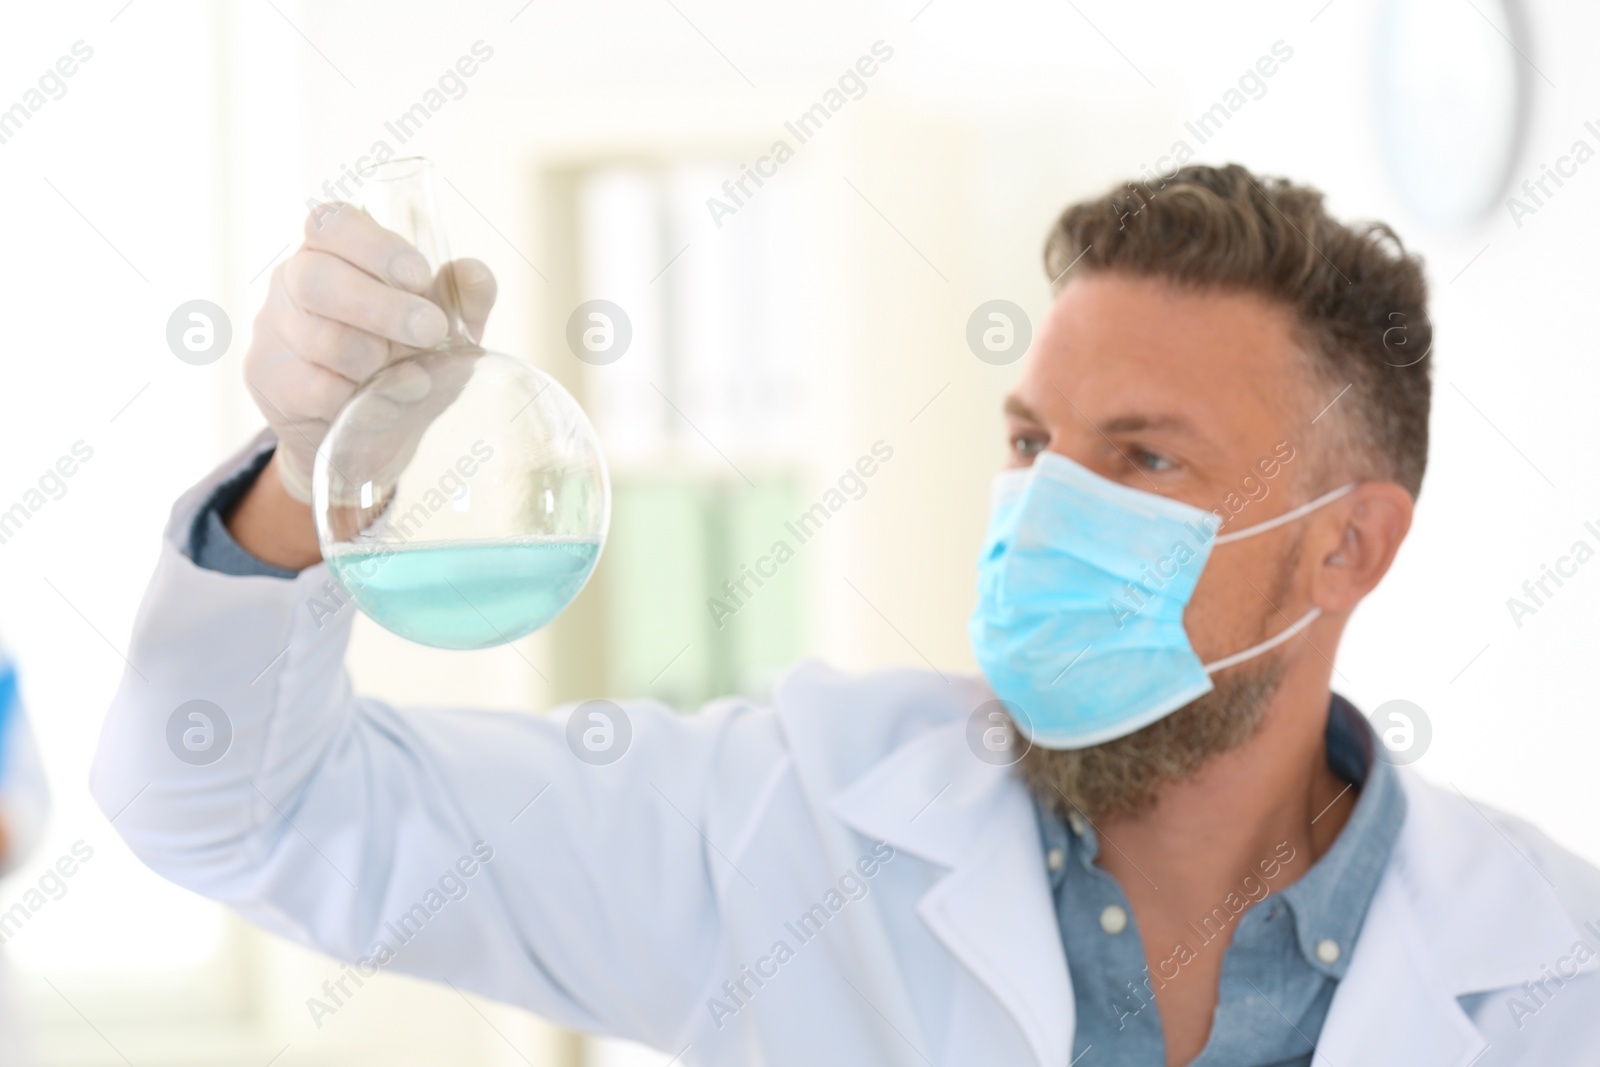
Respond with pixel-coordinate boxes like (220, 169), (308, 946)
(90, 444), (786, 1048)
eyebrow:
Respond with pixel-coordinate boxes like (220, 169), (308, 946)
(1099, 414), (1199, 437)
(1002, 395), (1041, 422)
(1002, 395), (1200, 438)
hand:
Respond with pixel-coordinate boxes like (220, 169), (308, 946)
(244, 205), (499, 503)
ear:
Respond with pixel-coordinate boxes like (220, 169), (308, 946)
(1310, 482), (1413, 614)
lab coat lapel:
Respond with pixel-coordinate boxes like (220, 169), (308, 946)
(1314, 865), (1485, 1065)
(1316, 767), (1599, 1065)
(832, 719), (1073, 1067)
(811, 668), (1596, 1067)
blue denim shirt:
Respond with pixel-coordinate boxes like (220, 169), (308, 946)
(187, 447), (300, 578)
(1038, 695), (1405, 1066)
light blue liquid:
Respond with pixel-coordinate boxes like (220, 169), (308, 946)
(328, 536), (601, 650)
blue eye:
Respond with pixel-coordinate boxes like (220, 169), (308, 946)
(1011, 435), (1046, 459)
(1132, 449), (1173, 473)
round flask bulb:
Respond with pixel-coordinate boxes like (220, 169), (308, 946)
(310, 158), (609, 649)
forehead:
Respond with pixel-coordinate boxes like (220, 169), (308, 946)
(1013, 273), (1308, 441)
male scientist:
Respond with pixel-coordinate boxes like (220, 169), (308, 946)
(92, 164), (1600, 1065)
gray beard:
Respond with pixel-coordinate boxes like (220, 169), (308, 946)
(1017, 657), (1286, 822)
(1019, 535), (1302, 821)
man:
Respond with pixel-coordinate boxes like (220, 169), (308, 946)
(92, 164), (1600, 1064)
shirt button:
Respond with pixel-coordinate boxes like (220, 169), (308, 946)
(1316, 939), (1341, 964)
(1067, 811), (1088, 836)
(1100, 905), (1128, 935)
(1046, 847), (1065, 872)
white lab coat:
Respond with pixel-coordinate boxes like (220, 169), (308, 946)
(92, 441), (1600, 1065)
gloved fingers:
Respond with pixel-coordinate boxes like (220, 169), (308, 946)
(276, 301), (392, 385)
(281, 248), (447, 349)
(338, 364), (436, 442)
(246, 339), (359, 425)
(271, 417), (331, 468)
(321, 407), (437, 503)
(433, 258), (498, 343)
(372, 349), (482, 441)
(302, 204), (434, 295)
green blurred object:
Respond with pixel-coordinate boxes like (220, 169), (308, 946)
(551, 473), (804, 711)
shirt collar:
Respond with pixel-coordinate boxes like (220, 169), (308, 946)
(1037, 692), (1408, 977)
(1275, 692), (1406, 979)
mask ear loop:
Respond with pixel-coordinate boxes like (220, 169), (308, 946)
(1200, 482), (1355, 673)
(1212, 483), (1356, 545)
(1202, 608), (1321, 673)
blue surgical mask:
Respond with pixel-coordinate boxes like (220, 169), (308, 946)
(969, 450), (1354, 749)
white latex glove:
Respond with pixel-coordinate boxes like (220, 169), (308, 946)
(244, 204), (499, 503)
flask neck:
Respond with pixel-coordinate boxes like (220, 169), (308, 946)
(357, 156), (471, 345)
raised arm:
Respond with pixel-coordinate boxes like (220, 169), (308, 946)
(90, 473), (787, 1043)
(89, 201), (789, 1047)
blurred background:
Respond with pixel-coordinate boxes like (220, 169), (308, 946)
(0, 0), (1596, 1062)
